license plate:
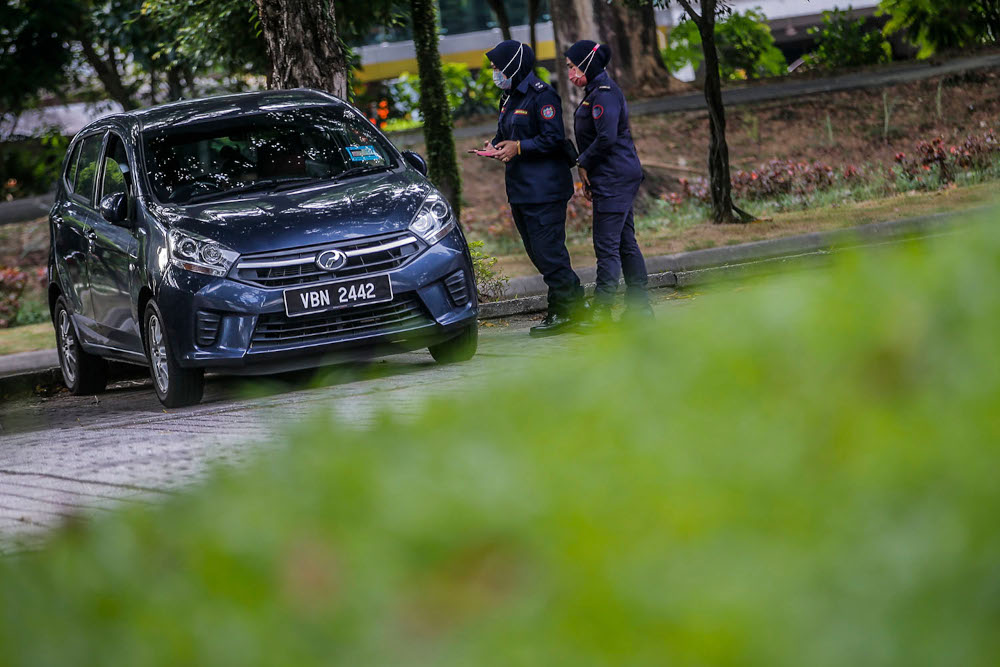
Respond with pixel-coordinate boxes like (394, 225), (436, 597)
(283, 275), (393, 317)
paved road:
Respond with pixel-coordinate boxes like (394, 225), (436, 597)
(0, 291), (702, 552)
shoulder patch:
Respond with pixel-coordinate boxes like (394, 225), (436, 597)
(533, 81), (546, 90)
(592, 104), (604, 120)
(540, 104), (556, 120)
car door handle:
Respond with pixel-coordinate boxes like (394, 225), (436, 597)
(52, 215), (64, 226)
(86, 229), (98, 240)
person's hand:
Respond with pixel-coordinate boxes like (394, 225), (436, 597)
(578, 167), (593, 201)
(493, 140), (519, 163)
(471, 141), (499, 157)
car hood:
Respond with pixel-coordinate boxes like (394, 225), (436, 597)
(153, 170), (434, 255)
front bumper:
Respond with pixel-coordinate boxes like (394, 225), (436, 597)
(156, 229), (478, 373)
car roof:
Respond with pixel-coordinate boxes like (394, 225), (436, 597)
(79, 89), (346, 135)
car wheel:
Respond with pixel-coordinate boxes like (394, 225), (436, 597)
(144, 301), (204, 408)
(54, 297), (109, 395)
(428, 322), (478, 364)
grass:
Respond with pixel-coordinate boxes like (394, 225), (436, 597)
(489, 180), (998, 279)
(0, 322), (52, 356)
(2, 209), (999, 664)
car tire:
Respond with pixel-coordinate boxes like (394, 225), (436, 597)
(54, 297), (108, 395)
(428, 322), (478, 364)
(143, 301), (204, 408)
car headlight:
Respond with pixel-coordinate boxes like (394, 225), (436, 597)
(168, 230), (239, 277)
(408, 193), (456, 245)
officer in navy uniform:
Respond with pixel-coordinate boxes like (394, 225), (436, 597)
(565, 40), (652, 323)
(483, 40), (586, 337)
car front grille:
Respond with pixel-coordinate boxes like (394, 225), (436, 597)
(251, 296), (434, 349)
(234, 231), (423, 288)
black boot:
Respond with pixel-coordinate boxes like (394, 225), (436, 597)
(622, 302), (654, 324)
(529, 312), (578, 337)
(577, 304), (614, 332)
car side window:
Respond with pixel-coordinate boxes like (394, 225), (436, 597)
(73, 134), (105, 206)
(101, 134), (131, 200)
(64, 142), (83, 194)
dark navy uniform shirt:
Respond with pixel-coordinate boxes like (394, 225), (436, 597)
(492, 72), (574, 205)
(574, 70), (643, 212)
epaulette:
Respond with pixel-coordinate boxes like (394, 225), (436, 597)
(533, 81), (546, 91)
(599, 85), (611, 90)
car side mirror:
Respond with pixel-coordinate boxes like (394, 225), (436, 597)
(402, 150), (428, 177)
(99, 192), (129, 226)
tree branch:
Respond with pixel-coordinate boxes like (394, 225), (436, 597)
(675, 0), (701, 24)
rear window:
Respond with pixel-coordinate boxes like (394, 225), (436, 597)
(72, 134), (105, 206)
(142, 106), (398, 205)
(64, 142), (82, 193)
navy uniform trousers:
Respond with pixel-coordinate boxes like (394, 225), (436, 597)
(511, 200), (583, 315)
(592, 204), (648, 307)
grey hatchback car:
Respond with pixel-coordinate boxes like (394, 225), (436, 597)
(48, 89), (479, 407)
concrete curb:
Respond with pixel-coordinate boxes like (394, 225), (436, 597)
(486, 208), (974, 312)
(0, 209), (978, 399)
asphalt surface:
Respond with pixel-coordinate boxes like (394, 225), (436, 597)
(0, 291), (702, 552)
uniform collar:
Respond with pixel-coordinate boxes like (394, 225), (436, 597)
(516, 71), (539, 94)
(585, 70), (610, 94)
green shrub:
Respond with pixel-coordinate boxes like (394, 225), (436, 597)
(3, 211), (1000, 664)
(805, 6), (892, 69)
(467, 239), (508, 301)
(664, 7), (787, 81)
(390, 58), (501, 121)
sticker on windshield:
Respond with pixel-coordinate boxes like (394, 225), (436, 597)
(346, 145), (381, 162)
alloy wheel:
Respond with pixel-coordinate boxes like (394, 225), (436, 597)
(57, 309), (77, 385)
(148, 313), (169, 393)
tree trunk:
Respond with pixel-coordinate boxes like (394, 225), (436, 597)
(410, 0), (462, 219)
(254, 0), (348, 98)
(486, 0), (513, 41)
(78, 39), (137, 110)
(695, 0), (743, 223)
(549, 0), (597, 136)
(591, 0), (671, 99)
(167, 67), (183, 101)
(149, 64), (158, 105)
(528, 0), (540, 57)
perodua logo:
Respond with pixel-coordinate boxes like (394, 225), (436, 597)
(315, 249), (347, 272)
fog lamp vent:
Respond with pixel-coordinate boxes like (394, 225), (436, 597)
(196, 311), (221, 346)
(444, 270), (470, 307)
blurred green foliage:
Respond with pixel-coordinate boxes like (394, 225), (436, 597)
(390, 59), (503, 121)
(3, 212), (1000, 664)
(664, 8), (787, 81)
(0, 130), (70, 199)
(805, 6), (893, 70)
(879, 0), (1000, 58)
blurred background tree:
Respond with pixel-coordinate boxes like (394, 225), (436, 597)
(662, 6), (786, 81)
(805, 6), (893, 69)
(879, 0), (1000, 57)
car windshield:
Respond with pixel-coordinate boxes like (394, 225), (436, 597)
(142, 106), (398, 205)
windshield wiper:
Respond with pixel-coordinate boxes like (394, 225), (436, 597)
(185, 177), (326, 205)
(333, 164), (393, 181)
(270, 176), (332, 193)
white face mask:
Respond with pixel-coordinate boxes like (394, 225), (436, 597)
(492, 44), (523, 90)
(493, 69), (512, 90)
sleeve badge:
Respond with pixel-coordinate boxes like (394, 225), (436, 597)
(541, 105), (556, 120)
(592, 105), (604, 119)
